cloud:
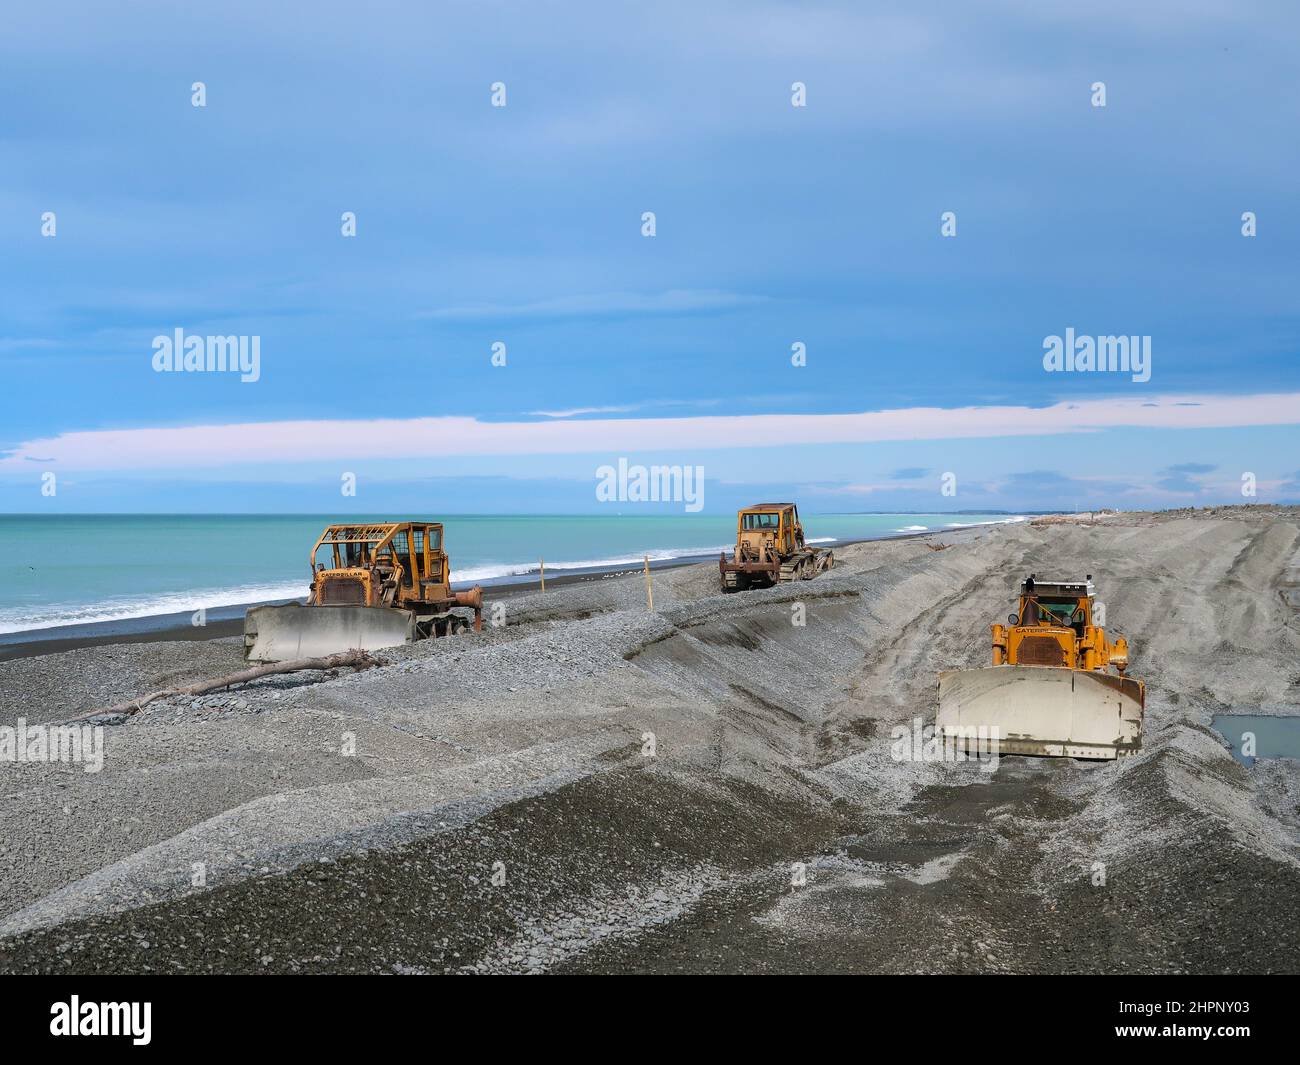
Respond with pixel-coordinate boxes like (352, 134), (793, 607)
(0, 338), (58, 353)
(417, 289), (766, 322)
(527, 405), (641, 418)
(6, 390), (1300, 475)
(1006, 470), (1073, 487)
(527, 398), (727, 419)
(996, 469), (1144, 502)
(890, 467), (929, 480)
(1156, 462), (1216, 493)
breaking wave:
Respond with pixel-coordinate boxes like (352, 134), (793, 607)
(0, 581), (311, 636)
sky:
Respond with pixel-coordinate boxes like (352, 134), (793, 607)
(1, 0), (1298, 514)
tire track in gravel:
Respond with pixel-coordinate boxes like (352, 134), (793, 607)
(564, 512), (1300, 974)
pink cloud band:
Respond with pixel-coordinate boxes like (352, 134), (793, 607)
(4, 391), (1298, 472)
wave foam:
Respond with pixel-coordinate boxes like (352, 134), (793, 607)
(944, 516), (1027, 529)
(0, 581), (311, 636)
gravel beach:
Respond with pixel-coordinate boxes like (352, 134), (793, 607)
(1, 507), (1298, 974)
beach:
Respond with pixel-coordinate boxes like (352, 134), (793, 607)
(0, 512), (1024, 644)
(0, 515), (1018, 662)
(1, 507), (1298, 974)
(0, 566), (656, 663)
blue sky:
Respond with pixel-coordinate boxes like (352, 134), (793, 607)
(1, 1), (1298, 513)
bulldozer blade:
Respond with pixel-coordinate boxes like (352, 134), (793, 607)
(936, 665), (1143, 760)
(243, 603), (416, 663)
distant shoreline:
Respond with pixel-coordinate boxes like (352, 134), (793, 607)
(0, 509), (1046, 517)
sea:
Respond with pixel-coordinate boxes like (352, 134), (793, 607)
(0, 512), (1026, 636)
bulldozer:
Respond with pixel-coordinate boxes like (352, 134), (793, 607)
(935, 574), (1144, 759)
(243, 521), (483, 662)
(720, 503), (833, 593)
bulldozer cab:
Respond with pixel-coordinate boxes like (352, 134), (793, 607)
(995, 576), (1128, 674)
(1016, 578), (1091, 636)
(737, 504), (802, 557)
(310, 522), (449, 608)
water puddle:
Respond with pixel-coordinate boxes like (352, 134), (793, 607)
(1211, 714), (1300, 767)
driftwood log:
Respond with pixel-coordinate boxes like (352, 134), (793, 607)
(67, 649), (384, 724)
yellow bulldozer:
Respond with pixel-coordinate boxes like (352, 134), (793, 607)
(243, 521), (483, 662)
(936, 574), (1144, 759)
(720, 503), (833, 593)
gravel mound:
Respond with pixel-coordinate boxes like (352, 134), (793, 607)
(2, 509), (1299, 973)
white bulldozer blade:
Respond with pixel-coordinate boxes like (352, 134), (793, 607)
(243, 603), (416, 663)
(936, 664), (1143, 760)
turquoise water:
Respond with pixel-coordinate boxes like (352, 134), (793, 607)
(1211, 714), (1300, 767)
(0, 512), (1023, 635)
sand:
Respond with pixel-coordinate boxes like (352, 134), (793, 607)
(1, 507), (1298, 974)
